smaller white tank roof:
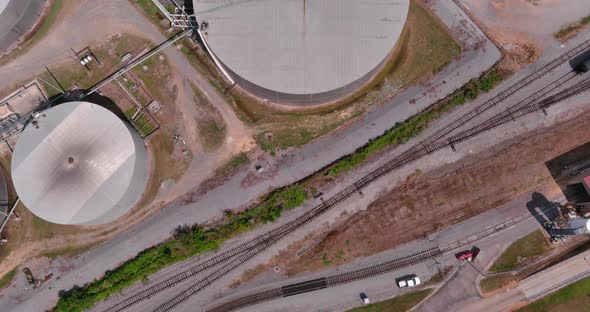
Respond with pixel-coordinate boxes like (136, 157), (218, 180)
(11, 102), (147, 225)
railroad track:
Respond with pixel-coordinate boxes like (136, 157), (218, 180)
(421, 39), (590, 147)
(103, 41), (590, 312)
(207, 247), (441, 312)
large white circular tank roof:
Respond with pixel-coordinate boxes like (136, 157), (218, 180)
(0, 0), (46, 53)
(0, 1), (9, 14)
(11, 102), (148, 225)
(194, 0), (409, 97)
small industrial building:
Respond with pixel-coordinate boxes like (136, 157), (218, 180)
(193, 0), (410, 105)
(544, 142), (590, 237)
(11, 101), (148, 225)
(0, 0), (46, 54)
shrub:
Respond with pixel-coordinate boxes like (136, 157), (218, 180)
(55, 185), (307, 312)
(326, 69), (502, 177)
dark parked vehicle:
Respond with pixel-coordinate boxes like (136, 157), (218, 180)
(360, 292), (370, 304)
(570, 49), (590, 73)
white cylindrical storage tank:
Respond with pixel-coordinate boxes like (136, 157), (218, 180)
(0, 0), (46, 54)
(193, 0), (410, 105)
(11, 101), (149, 225)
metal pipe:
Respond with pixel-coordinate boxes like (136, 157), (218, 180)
(86, 29), (192, 96)
(0, 198), (20, 235)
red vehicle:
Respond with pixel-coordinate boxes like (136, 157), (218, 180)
(456, 250), (474, 261)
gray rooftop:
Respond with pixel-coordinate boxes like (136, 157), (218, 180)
(194, 0), (409, 95)
(11, 102), (148, 225)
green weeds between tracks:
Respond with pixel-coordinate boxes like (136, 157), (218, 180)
(555, 14), (590, 40)
(326, 70), (503, 177)
(54, 186), (307, 312)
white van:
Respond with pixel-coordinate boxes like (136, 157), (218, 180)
(396, 275), (421, 288)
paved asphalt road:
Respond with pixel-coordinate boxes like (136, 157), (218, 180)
(0, 0), (507, 311)
(203, 185), (566, 312)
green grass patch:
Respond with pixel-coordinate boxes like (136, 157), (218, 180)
(131, 55), (174, 105)
(555, 14), (590, 40)
(326, 69), (503, 176)
(39, 34), (149, 97)
(346, 289), (433, 312)
(129, 0), (170, 30)
(139, 121), (157, 137)
(480, 275), (517, 294)
(215, 153), (249, 176)
(124, 106), (138, 119)
(40, 244), (96, 260)
(135, 130), (185, 207)
(199, 120), (226, 151)
(0, 268), (17, 290)
(132, 90), (150, 106)
(130, 111), (157, 137)
(490, 230), (551, 273)
(54, 185), (307, 312)
(516, 275), (590, 312)
(322, 253), (332, 266)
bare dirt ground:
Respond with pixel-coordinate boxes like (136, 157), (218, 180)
(489, 29), (541, 73)
(234, 104), (590, 282)
(458, 0), (590, 48)
(454, 1), (543, 73)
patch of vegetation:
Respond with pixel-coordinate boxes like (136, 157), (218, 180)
(40, 244), (96, 260)
(131, 55), (174, 105)
(216, 153), (249, 176)
(124, 106), (138, 119)
(555, 14), (590, 40)
(516, 275), (590, 312)
(130, 111), (157, 137)
(139, 121), (157, 137)
(322, 253), (332, 266)
(199, 120), (226, 151)
(490, 230), (551, 273)
(326, 69), (503, 176)
(54, 185), (307, 312)
(135, 130), (186, 207)
(347, 289), (433, 312)
(480, 274), (517, 294)
(40, 34), (149, 97)
(0, 268), (17, 290)
(129, 0), (172, 30)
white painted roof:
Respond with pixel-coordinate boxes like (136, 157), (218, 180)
(194, 0), (409, 95)
(11, 102), (145, 224)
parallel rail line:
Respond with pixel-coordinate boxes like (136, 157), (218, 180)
(104, 41), (590, 312)
(421, 39), (590, 147)
(207, 247), (441, 312)
(152, 77), (588, 311)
